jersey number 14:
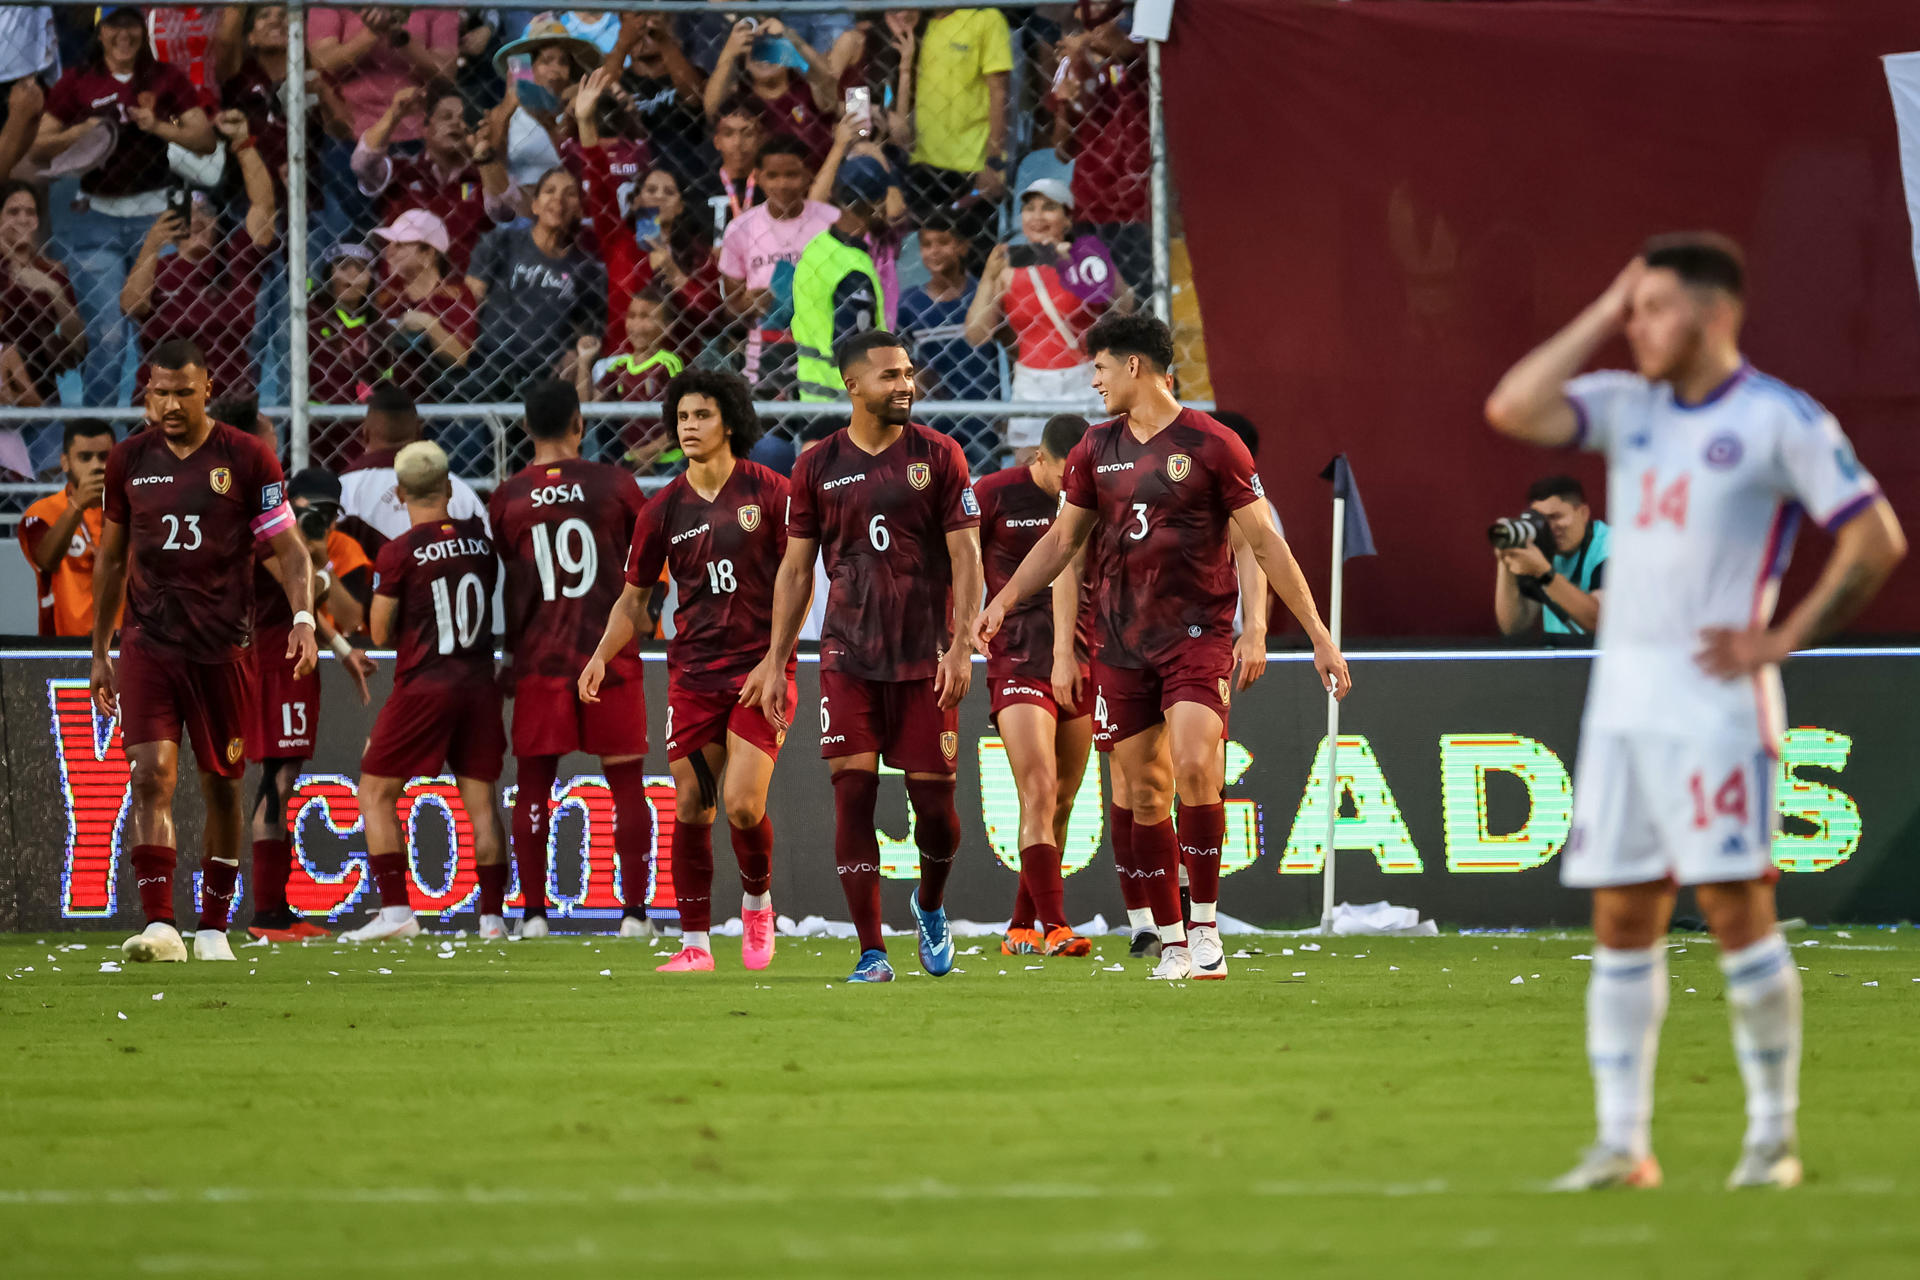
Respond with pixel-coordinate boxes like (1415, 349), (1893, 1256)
(1633, 472), (1689, 530)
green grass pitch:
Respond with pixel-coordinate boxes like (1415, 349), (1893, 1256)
(3, 928), (1917, 1278)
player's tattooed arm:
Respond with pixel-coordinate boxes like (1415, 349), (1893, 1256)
(267, 527), (319, 678)
(579, 581), (652, 704)
(1230, 520), (1269, 692)
(1698, 499), (1906, 676)
(1228, 501), (1352, 700)
(975, 502), (1094, 654)
(739, 536), (820, 729)
(88, 519), (130, 717)
(1485, 258), (1644, 447)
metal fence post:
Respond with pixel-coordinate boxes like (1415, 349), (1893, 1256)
(1148, 38), (1171, 325)
(287, 0), (311, 469)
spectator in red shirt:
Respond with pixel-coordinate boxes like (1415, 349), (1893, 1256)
(214, 5), (352, 212)
(119, 109), (277, 403)
(146, 6), (222, 95)
(307, 243), (380, 441)
(32, 6), (217, 406)
(702, 16), (837, 170)
(1050, 16), (1151, 299)
(370, 208), (478, 402)
(353, 79), (515, 273)
(308, 6), (458, 140)
(0, 180), (86, 405)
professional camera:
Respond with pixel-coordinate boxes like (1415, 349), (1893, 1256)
(288, 468), (345, 542)
(1488, 509), (1556, 553)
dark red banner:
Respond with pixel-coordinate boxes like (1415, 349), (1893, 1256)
(1166, 0), (1920, 637)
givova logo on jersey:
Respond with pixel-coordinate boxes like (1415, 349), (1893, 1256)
(738, 504), (761, 532)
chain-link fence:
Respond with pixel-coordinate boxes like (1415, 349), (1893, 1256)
(1, 1), (1206, 512)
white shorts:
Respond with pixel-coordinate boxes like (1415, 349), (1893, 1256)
(1007, 362), (1099, 448)
(1562, 729), (1778, 889)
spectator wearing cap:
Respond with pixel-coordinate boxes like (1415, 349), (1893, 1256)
(306, 241), (379, 444)
(967, 176), (1129, 453)
(308, 6), (458, 140)
(462, 164), (607, 403)
(354, 78), (514, 273)
(792, 156), (891, 402)
(0, 179), (85, 407)
(32, 6), (216, 406)
(1050, 14), (1151, 301)
(605, 11), (710, 187)
(703, 16), (838, 171)
(898, 206), (1000, 467)
(904, 7), (1012, 226)
(718, 133), (839, 394)
(487, 13), (602, 193)
(17, 419), (117, 638)
(369, 208), (479, 401)
(335, 383), (489, 558)
(120, 108), (276, 403)
(811, 116), (909, 328)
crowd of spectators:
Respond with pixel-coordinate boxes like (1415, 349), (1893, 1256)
(0, 3), (1153, 478)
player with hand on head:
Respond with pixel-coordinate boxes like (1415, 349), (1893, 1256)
(341, 442), (509, 943)
(583, 369), (793, 971)
(973, 412), (1097, 958)
(491, 379), (650, 941)
(739, 331), (984, 984)
(1486, 234), (1905, 1191)
(975, 315), (1349, 981)
(90, 340), (317, 963)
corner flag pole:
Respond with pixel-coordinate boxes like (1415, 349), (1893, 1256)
(1320, 496), (1345, 932)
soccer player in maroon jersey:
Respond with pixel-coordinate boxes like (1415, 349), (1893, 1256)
(582, 369), (793, 972)
(491, 380), (651, 941)
(975, 413), (1097, 958)
(977, 315), (1351, 980)
(741, 331), (984, 984)
(341, 443), (509, 943)
(89, 340), (317, 964)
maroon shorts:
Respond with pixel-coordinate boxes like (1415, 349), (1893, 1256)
(986, 662), (1092, 727)
(666, 673), (796, 763)
(361, 676), (507, 781)
(246, 633), (320, 762)
(818, 668), (959, 774)
(512, 660), (648, 759)
(118, 633), (254, 778)
(1090, 654), (1232, 753)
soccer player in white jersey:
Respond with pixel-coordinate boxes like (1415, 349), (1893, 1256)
(1486, 234), (1905, 1190)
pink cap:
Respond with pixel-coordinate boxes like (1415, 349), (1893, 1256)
(371, 209), (451, 254)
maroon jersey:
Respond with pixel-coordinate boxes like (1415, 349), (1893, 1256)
(44, 62), (205, 198)
(103, 422), (293, 662)
(372, 516), (498, 686)
(788, 424), (978, 682)
(974, 464), (1092, 679)
(625, 460), (789, 691)
(1061, 409), (1261, 671)
(489, 458), (646, 688)
(135, 236), (267, 401)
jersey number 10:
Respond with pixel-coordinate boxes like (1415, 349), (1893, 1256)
(430, 573), (487, 654)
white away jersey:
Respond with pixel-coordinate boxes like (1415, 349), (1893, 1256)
(1566, 363), (1880, 741)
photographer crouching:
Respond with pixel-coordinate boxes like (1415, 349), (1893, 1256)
(1492, 475), (1609, 643)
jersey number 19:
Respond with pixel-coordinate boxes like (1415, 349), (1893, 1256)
(532, 518), (596, 600)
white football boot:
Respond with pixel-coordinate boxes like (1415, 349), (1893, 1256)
(1727, 1142), (1802, 1189)
(1189, 926), (1228, 980)
(477, 914), (509, 941)
(192, 929), (237, 961)
(1149, 946), (1194, 981)
(339, 908), (422, 943)
(514, 915), (550, 939)
(1549, 1146), (1662, 1191)
(122, 921), (187, 963)
(618, 914), (657, 939)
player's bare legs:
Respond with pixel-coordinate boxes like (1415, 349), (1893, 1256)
(1167, 701), (1230, 978)
(1697, 877), (1803, 1188)
(190, 769), (245, 960)
(121, 740), (188, 962)
(1111, 724), (1187, 977)
(341, 774), (422, 943)
(510, 755), (561, 937)
(827, 753), (890, 979)
(1554, 880), (1675, 1191)
(721, 735), (779, 970)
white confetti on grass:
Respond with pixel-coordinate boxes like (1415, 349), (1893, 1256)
(116, 1012), (127, 1020)
(1510, 976), (1525, 985)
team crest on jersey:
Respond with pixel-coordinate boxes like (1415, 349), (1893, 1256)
(1167, 454), (1192, 482)
(1219, 678), (1232, 709)
(907, 462), (931, 490)
(940, 731), (958, 761)
(209, 467), (232, 495)
(225, 737), (244, 764)
(738, 503), (762, 532)
(1704, 434), (1743, 469)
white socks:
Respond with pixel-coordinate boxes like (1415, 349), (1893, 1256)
(1190, 902), (1217, 926)
(1126, 907), (1153, 931)
(1719, 932), (1801, 1150)
(1587, 944), (1668, 1158)
(683, 930), (711, 954)
(742, 892), (771, 912)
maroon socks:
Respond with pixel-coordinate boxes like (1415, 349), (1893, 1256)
(1178, 801), (1226, 923)
(731, 815), (773, 898)
(904, 776), (959, 912)
(832, 770), (885, 952)
(132, 844), (176, 924)
(1020, 842), (1066, 931)
(368, 850), (411, 910)
(673, 820), (715, 934)
(512, 755), (560, 916)
(606, 759), (654, 915)
(196, 859), (239, 931)
(476, 861), (508, 917)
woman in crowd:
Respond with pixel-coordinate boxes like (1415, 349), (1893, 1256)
(33, 6), (215, 404)
(965, 177), (1132, 455)
(118, 111), (276, 403)
(828, 9), (919, 149)
(0, 181), (85, 406)
(370, 209), (478, 402)
(488, 15), (602, 194)
(702, 16), (837, 169)
(463, 166), (607, 402)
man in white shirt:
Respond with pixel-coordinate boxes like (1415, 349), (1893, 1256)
(336, 384), (488, 559)
(1486, 233), (1905, 1193)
